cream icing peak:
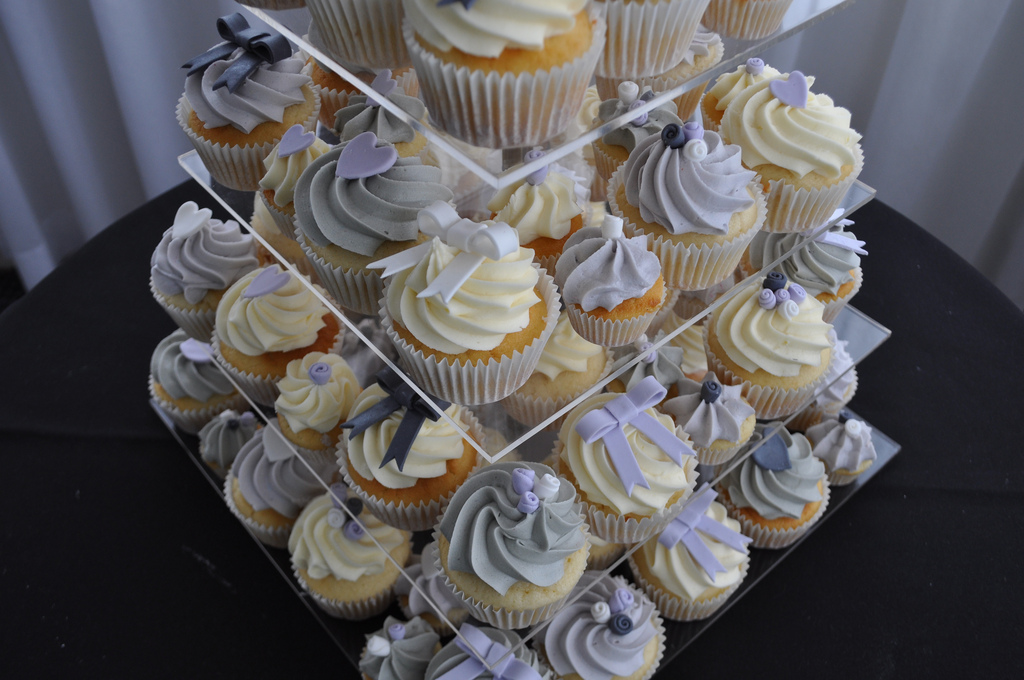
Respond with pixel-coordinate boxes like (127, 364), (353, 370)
(533, 311), (605, 381)
(707, 61), (782, 114)
(555, 226), (661, 313)
(275, 353), (360, 434)
(260, 136), (330, 208)
(487, 170), (583, 246)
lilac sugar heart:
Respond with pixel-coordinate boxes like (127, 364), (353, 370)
(179, 338), (214, 363)
(243, 267), (290, 298)
(366, 69), (397, 107)
(336, 131), (398, 180)
(752, 433), (792, 471)
(171, 201), (212, 239)
(769, 71), (808, 109)
(277, 124), (315, 158)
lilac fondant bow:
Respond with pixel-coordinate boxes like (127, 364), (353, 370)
(368, 202), (520, 304)
(435, 624), (541, 680)
(575, 376), (694, 496)
(183, 13), (291, 93)
(340, 367), (450, 472)
(659, 485), (751, 579)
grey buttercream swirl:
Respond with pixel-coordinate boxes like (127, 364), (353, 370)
(542, 574), (659, 680)
(748, 223), (861, 296)
(359, 616), (439, 680)
(232, 422), (334, 518)
(598, 91), (682, 153)
(334, 92), (426, 145)
(807, 418), (876, 473)
(151, 219), (257, 304)
(439, 462), (585, 596)
(394, 541), (467, 619)
(555, 226), (661, 313)
(198, 409), (259, 473)
(624, 129), (756, 236)
(662, 374), (755, 448)
(610, 338), (687, 392)
(424, 628), (550, 680)
(185, 48), (310, 134)
(293, 144), (453, 257)
(722, 423), (825, 520)
(150, 329), (235, 402)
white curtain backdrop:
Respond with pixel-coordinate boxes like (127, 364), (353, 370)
(2, 0), (1023, 305)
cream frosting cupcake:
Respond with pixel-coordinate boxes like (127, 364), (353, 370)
(701, 57), (782, 132)
(259, 124), (331, 240)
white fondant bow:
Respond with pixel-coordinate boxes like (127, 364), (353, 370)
(368, 201), (520, 304)
(814, 209), (867, 255)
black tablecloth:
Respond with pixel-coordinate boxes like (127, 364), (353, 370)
(2, 180), (1022, 678)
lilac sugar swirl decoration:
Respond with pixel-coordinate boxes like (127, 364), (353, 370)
(183, 13), (291, 93)
(435, 623), (541, 680)
(658, 485), (752, 579)
(509, 467), (559, 515)
(524, 149), (549, 186)
(745, 58), (764, 75)
(307, 362), (332, 385)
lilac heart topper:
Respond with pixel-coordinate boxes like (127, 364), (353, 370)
(179, 338), (214, 363)
(752, 433), (792, 471)
(336, 131), (398, 180)
(366, 69), (397, 107)
(243, 267), (290, 298)
(769, 71), (809, 109)
(277, 124), (315, 158)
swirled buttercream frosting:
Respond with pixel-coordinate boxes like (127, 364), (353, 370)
(199, 409), (259, 472)
(275, 353), (360, 434)
(403, 0), (588, 57)
(555, 226), (661, 312)
(807, 417), (876, 473)
(623, 129), (756, 236)
(151, 329), (235, 401)
(232, 423), (335, 519)
(722, 424), (824, 520)
(387, 237), (541, 354)
(346, 384), (472, 490)
(487, 171), (583, 246)
(542, 574), (660, 680)
(151, 202), (257, 304)
(662, 374), (755, 448)
(289, 492), (411, 580)
(394, 541), (468, 620)
(359, 616), (439, 680)
(599, 89), (683, 153)
(439, 462), (586, 595)
(214, 265), (329, 356)
(748, 224), (862, 296)
(185, 48), (311, 134)
(334, 91), (426, 146)
(533, 311), (605, 381)
(706, 61), (782, 115)
(610, 337), (687, 392)
(260, 135), (330, 208)
(294, 144), (453, 257)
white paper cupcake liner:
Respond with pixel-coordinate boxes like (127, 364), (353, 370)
(719, 480), (830, 549)
(821, 266), (863, 324)
(629, 552), (748, 621)
(381, 267), (561, 406)
(298, 235), (383, 317)
(338, 411), (485, 532)
(292, 563), (396, 620)
(610, 173), (766, 291)
(259, 193), (300, 241)
(176, 92), (321, 192)
(395, 67), (419, 98)
(500, 348), (614, 431)
(305, 0), (410, 69)
(223, 473), (293, 548)
(597, 0), (710, 78)
(535, 252), (560, 278)
(148, 374), (247, 435)
(585, 541), (627, 572)
(404, 11), (605, 148)
(826, 462), (871, 487)
(694, 440), (746, 467)
(702, 0), (794, 40)
(761, 143), (864, 233)
(592, 141), (625, 182)
(149, 277), (216, 342)
(565, 283), (665, 348)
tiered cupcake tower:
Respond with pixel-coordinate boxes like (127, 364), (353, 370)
(157, 0), (899, 675)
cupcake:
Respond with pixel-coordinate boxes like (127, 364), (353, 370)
(274, 352), (360, 468)
(150, 201), (258, 341)
(610, 121), (766, 291)
(249, 195), (319, 281)
(701, 57), (782, 132)
(536, 573), (665, 680)
(486, 151), (586, 274)
(149, 330), (245, 434)
(719, 70), (864, 233)
(306, 0), (411, 70)
(702, 0), (794, 40)
(375, 203), (560, 406)
(288, 488), (413, 619)
(704, 272), (833, 419)
(717, 422), (830, 549)
(586, 534), (627, 572)
(359, 616), (440, 680)
(596, 0), (711, 78)
(212, 264), (343, 405)
(178, 13), (320, 190)
(662, 372), (756, 466)
(333, 69), (428, 158)
(424, 625), (551, 680)
(806, 413), (876, 486)
(501, 311), (613, 432)
(305, 51), (376, 131)
(743, 215), (866, 322)
(436, 461), (590, 629)
(225, 422), (337, 548)
(787, 331), (857, 431)
(606, 333), (688, 399)
(555, 376), (699, 543)
(197, 409), (260, 479)
(258, 124), (331, 240)
(628, 486), (751, 620)
(293, 131), (454, 316)
(554, 214), (665, 348)
(591, 82), (683, 182)
(339, 370), (483, 531)
(394, 541), (470, 636)
(402, 0), (605, 148)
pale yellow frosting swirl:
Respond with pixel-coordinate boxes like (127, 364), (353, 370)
(275, 353), (360, 434)
(666, 320), (709, 376)
(288, 494), (410, 581)
(346, 384), (472, 490)
(260, 136), (330, 207)
(215, 265), (328, 356)
(707, 62), (782, 114)
(487, 171), (583, 245)
(387, 237), (541, 354)
(533, 311), (604, 381)
(559, 392), (698, 517)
